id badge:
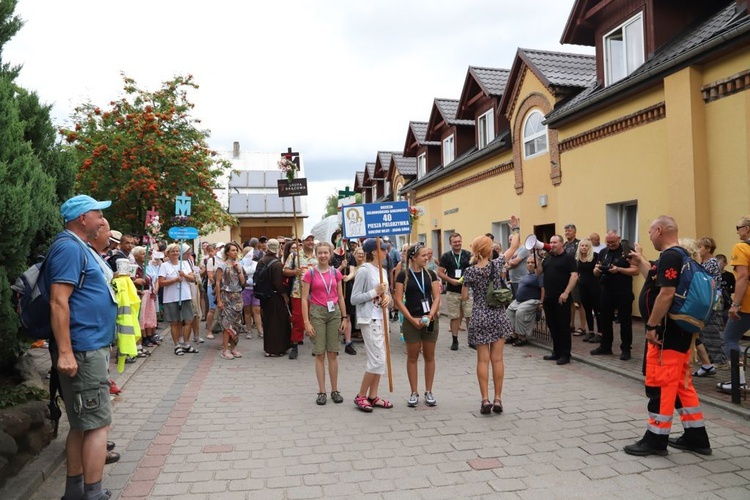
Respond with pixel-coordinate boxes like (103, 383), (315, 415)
(421, 299), (430, 314)
(455, 269), (462, 278)
(327, 300), (336, 312)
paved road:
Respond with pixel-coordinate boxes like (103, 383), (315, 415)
(30, 320), (750, 499)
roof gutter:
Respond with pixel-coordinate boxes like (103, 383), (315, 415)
(546, 17), (750, 127)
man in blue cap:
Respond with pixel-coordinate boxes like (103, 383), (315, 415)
(47, 195), (117, 500)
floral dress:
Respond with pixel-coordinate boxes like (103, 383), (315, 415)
(218, 259), (244, 336)
(463, 257), (513, 345)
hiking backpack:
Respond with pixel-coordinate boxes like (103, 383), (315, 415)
(667, 246), (718, 333)
(11, 233), (88, 340)
(252, 257), (279, 300)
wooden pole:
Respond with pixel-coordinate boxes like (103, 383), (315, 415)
(376, 236), (394, 392)
(292, 195), (300, 268)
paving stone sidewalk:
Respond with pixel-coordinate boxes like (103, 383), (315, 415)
(21, 319), (750, 499)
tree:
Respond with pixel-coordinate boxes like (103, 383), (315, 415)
(323, 190), (361, 219)
(61, 74), (235, 236)
(0, 0), (75, 370)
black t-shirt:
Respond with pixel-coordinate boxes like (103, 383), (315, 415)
(563, 238), (579, 256)
(598, 245), (633, 289)
(577, 254), (599, 287)
(542, 251), (577, 299)
(439, 249), (472, 293)
(331, 252), (356, 269)
(637, 247), (692, 353)
(396, 268), (439, 317)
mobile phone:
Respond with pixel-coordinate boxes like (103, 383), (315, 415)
(426, 321), (434, 333)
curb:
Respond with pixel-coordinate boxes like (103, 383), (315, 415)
(0, 325), (169, 500)
(529, 339), (750, 421)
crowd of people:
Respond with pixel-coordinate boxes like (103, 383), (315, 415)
(45, 192), (750, 497)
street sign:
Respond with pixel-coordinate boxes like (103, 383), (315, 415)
(168, 226), (199, 240)
(277, 178), (308, 197)
(341, 201), (411, 239)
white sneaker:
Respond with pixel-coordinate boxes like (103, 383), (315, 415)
(246, 333), (253, 339)
(424, 391), (437, 406)
(407, 392), (419, 407)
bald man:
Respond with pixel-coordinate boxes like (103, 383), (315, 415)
(624, 216), (711, 457)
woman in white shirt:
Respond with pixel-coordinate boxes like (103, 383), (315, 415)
(158, 243), (198, 355)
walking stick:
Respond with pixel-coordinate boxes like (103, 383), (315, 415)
(376, 236), (394, 392)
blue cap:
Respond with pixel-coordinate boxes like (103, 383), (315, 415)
(61, 195), (112, 223)
(362, 238), (386, 253)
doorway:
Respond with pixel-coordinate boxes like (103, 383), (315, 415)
(533, 223), (556, 244)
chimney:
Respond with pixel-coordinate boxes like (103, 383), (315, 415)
(232, 141), (240, 159)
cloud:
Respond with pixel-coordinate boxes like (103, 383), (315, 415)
(5, 0), (591, 231)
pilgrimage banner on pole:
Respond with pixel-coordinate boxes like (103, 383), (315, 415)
(341, 201), (411, 239)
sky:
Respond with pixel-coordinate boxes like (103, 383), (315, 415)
(5, 0), (592, 232)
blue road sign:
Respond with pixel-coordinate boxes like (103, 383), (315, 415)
(168, 226), (200, 240)
(341, 201), (411, 239)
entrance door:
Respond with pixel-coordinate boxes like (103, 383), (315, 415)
(533, 223), (556, 244)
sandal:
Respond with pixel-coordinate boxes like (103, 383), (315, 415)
(221, 350), (234, 360)
(231, 350), (242, 358)
(480, 399), (492, 415)
(492, 399), (503, 414)
(573, 328), (586, 336)
(206, 333), (215, 340)
(174, 346), (185, 356)
(137, 349), (150, 357)
(182, 344), (198, 353)
(316, 393), (327, 405)
(368, 396), (393, 409)
(331, 391), (344, 404)
(354, 395), (373, 412)
(512, 338), (528, 347)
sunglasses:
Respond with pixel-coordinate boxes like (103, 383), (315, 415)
(737, 225), (749, 231)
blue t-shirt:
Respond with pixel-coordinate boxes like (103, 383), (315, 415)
(45, 232), (117, 352)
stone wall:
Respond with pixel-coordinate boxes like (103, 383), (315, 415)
(0, 401), (54, 487)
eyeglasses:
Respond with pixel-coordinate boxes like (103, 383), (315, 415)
(737, 225), (749, 231)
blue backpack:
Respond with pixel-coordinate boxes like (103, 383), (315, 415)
(11, 233), (88, 340)
(667, 246), (717, 333)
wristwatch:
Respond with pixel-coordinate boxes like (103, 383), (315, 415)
(731, 302), (741, 308)
(645, 324), (659, 331)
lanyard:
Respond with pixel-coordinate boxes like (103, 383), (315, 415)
(313, 266), (335, 299)
(409, 267), (427, 299)
(453, 251), (462, 269)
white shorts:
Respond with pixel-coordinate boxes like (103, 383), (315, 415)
(361, 320), (386, 375)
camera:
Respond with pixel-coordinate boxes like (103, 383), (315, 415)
(599, 263), (612, 272)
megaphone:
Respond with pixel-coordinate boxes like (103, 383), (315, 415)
(524, 234), (551, 252)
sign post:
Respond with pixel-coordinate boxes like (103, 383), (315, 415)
(341, 201), (412, 392)
(172, 192), (195, 308)
(279, 147), (305, 268)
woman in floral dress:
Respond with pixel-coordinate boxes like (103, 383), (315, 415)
(461, 215), (520, 415)
(215, 243), (246, 360)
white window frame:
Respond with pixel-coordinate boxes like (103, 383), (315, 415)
(383, 179), (390, 198)
(477, 109), (495, 149)
(395, 182), (403, 201)
(522, 110), (548, 159)
(442, 135), (455, 166)
(606, 200), (638, 243)
(371, 184), (377, 201)
(417, 153), (427, 179)
(603, 13), (645, 86)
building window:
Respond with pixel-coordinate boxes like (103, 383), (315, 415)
(606, 201), (638, 243)
(477, 109), (494, 149)
(442, 135), (455, 166)
(417, 153), (427, 179)
(523, 110), (548, 158)
(604, 13), (644, 86)
(384, 180), (390, 198)
(395, 182), (403, 201)
(371, 185), (377, 201)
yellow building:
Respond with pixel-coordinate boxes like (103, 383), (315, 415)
(353, 0), (749, 263)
